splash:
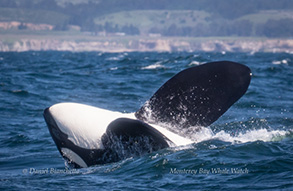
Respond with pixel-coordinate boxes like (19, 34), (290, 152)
(183, 126), (291, 145)
(135, 100), (292, 146)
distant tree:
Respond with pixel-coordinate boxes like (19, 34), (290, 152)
(36, 0), (58, 10)
(208, 20), (232, 36)
(258, 19), (293, 37)
(181, 26), (193, 36)
(80, 18), (96, 32)
(21, 0), (35, 9)
(231, 20), (253, 36)
(121, 24), (140, 35)
(104, 22), (116, 33)
(180, 19), (186, 24)
(18, 23), (27, 30)
(163, 24), (181, 36)
(149, 27), (162, 34)
(210, 0), (258, 19)
(192, 23), (209, 37)
(0, 0), (17, 7)
(54, 23), (69, 31)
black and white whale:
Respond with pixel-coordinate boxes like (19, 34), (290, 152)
(44, 61), (251, 168)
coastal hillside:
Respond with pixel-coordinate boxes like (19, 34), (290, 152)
(1, 0), (293, 38)
(1, 0), (293, 52)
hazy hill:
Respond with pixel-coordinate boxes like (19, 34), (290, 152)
(0, 0), (293, 38)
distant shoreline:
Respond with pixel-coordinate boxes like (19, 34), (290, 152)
(0, 34), (292, 53)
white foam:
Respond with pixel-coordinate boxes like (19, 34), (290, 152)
(272, 59), (289, 65)
(218, 128), (289, 143)
(142, 61), (166, 70)
(184, 127), (289, 144)
(188, 61), (202, 66)
(106, 54), (125, 61)
(110, 67), (118, 70)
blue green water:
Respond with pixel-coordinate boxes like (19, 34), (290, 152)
(0, 51), (292, 190)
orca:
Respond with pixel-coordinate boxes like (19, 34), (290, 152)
(44, 61), (251, 168)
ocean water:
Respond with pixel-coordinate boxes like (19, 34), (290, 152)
(0, 51), (292, 190)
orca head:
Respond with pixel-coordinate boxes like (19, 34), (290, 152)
(43, 108), (88, 168)
(44, 107), (108, 168)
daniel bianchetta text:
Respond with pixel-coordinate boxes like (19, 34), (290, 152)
(170, 168), (249, 175)
(22, 168), (79, 175)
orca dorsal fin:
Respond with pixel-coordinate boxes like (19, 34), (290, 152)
(135, 61), (251, 128)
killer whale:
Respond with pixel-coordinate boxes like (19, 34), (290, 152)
(44, 103), (184, 168)
(44, 61), (251, 168)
